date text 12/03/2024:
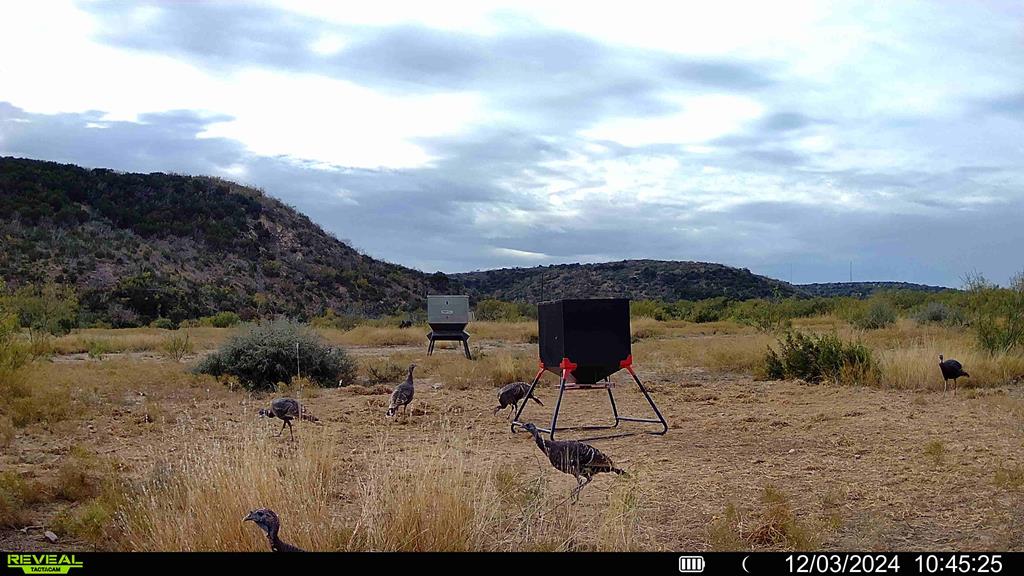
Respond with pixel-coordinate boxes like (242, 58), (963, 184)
(783, 554), (1004, 574)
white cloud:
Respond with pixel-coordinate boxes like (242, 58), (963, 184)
(580, 94), (764, 147)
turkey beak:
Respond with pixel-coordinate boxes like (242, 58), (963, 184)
(243, 511), (256, 523)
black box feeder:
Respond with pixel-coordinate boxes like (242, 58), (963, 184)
(512, 298), (668, 441)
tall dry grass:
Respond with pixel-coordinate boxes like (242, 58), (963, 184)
(119, 425), (343, 551)
(114, 423), (639, 551)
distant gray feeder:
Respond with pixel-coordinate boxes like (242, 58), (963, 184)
(426, 295), (472, 359)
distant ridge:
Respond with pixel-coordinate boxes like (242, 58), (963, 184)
(451, 259), (799, 302)
(797, 281), (951, 298)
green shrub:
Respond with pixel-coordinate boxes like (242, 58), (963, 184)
(851, 298), (897, 330)
(310, 308), (361, 331)
(194, 320), (357, 391)
(733, 299), (792, 333)
(150, 317), (176, 330)
(687, 297), (731, 323)
(201, 311), (241, 328)
(761, 331), (878, 385)
(914, 302), (966, 326)
(7, 283), (79, 335)
(85, 339), (110, 359)
(630, 300), (668, 320)
(975, 313), (1024, 354)
(474, 299), (522, 322)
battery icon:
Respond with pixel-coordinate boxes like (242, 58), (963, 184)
(678, 556), (705, 573)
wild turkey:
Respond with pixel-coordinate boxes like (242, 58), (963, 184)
(399, 319), (413, 329)
(939, 355), (969, 395)
(386, 364), (416, 418)
(258, 398), (318, 440)
(494, 381), (543, 418)
(522, 422), (626, 499)
(243, 508), (304, 552)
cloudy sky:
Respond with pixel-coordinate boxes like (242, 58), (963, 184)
(1, 1), (1022, 286)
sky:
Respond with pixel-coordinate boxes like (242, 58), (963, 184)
(1, 1), (1022, 286)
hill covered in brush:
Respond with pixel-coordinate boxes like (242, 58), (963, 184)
(798, 281), (950, 298)
(0, 157), (449, 326)
(451, 259), (799, 302)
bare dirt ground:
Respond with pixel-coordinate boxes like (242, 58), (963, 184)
(3, 342), (1023, 551)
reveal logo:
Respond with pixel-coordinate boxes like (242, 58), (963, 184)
(7, 554), (83, 574)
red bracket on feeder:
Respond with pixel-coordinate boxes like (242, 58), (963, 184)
(620, 354), (637, 376)
(559, 357), (577, 380)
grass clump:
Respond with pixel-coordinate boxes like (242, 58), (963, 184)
(364, 359), (407, 385)
(194, 319), (357, 391)
(0, 471), (48, 528)
(745, 485), (820, 549)
(55, 446), (104, 501)
(923, 440), (946, 465)
(994, 465), (1024, 490)
(162, 330), (193, 361)
(708, 486), (821, 550)
(761, 331), (879, 385)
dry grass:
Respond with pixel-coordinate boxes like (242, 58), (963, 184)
(327, 325), (424, 347)
(55, 446), (104, 502)
(49, 327), (226, 356)
(635, 333), (775, 374)
(114, 423), (628, 552)
(119, 425), (343, 551)
(994, 465), (1024, 490)
(6, 318), (1024, 551)
(708, 485), (824, 551)
(355, 349), (536, 391)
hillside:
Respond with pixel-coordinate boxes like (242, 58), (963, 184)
(798, 281), (950, 298)
(0, 157), (448, 325)
(2, 157), (953, 327)
(452, 260), (799, 302)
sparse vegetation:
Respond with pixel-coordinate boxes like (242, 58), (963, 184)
(761, 331), (879, 385)
(161, 330), (193, 362)
(195, 320), (357, 391)
(364, 359), (407, 384)
(851, 298), (898, 330)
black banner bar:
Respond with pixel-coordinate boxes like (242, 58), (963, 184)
(3, 551), (1021, 575)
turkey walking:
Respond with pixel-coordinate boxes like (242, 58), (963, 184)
(494, 381), (542, 418)
(522, 422), (626, 499)
(386, 364), (416, 418)
(258, 398), (318, 440)
(939, 355), (969, 395)
(243, 508), (304, 552)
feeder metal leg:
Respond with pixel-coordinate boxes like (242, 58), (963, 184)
(547, 372), (569, 441)
(626, 366), (669, 435)
(607, 387), (620, 427)
(462, 338), (472, 360)
(511, 368), (545, 434)
(427, 338), (435, 356)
